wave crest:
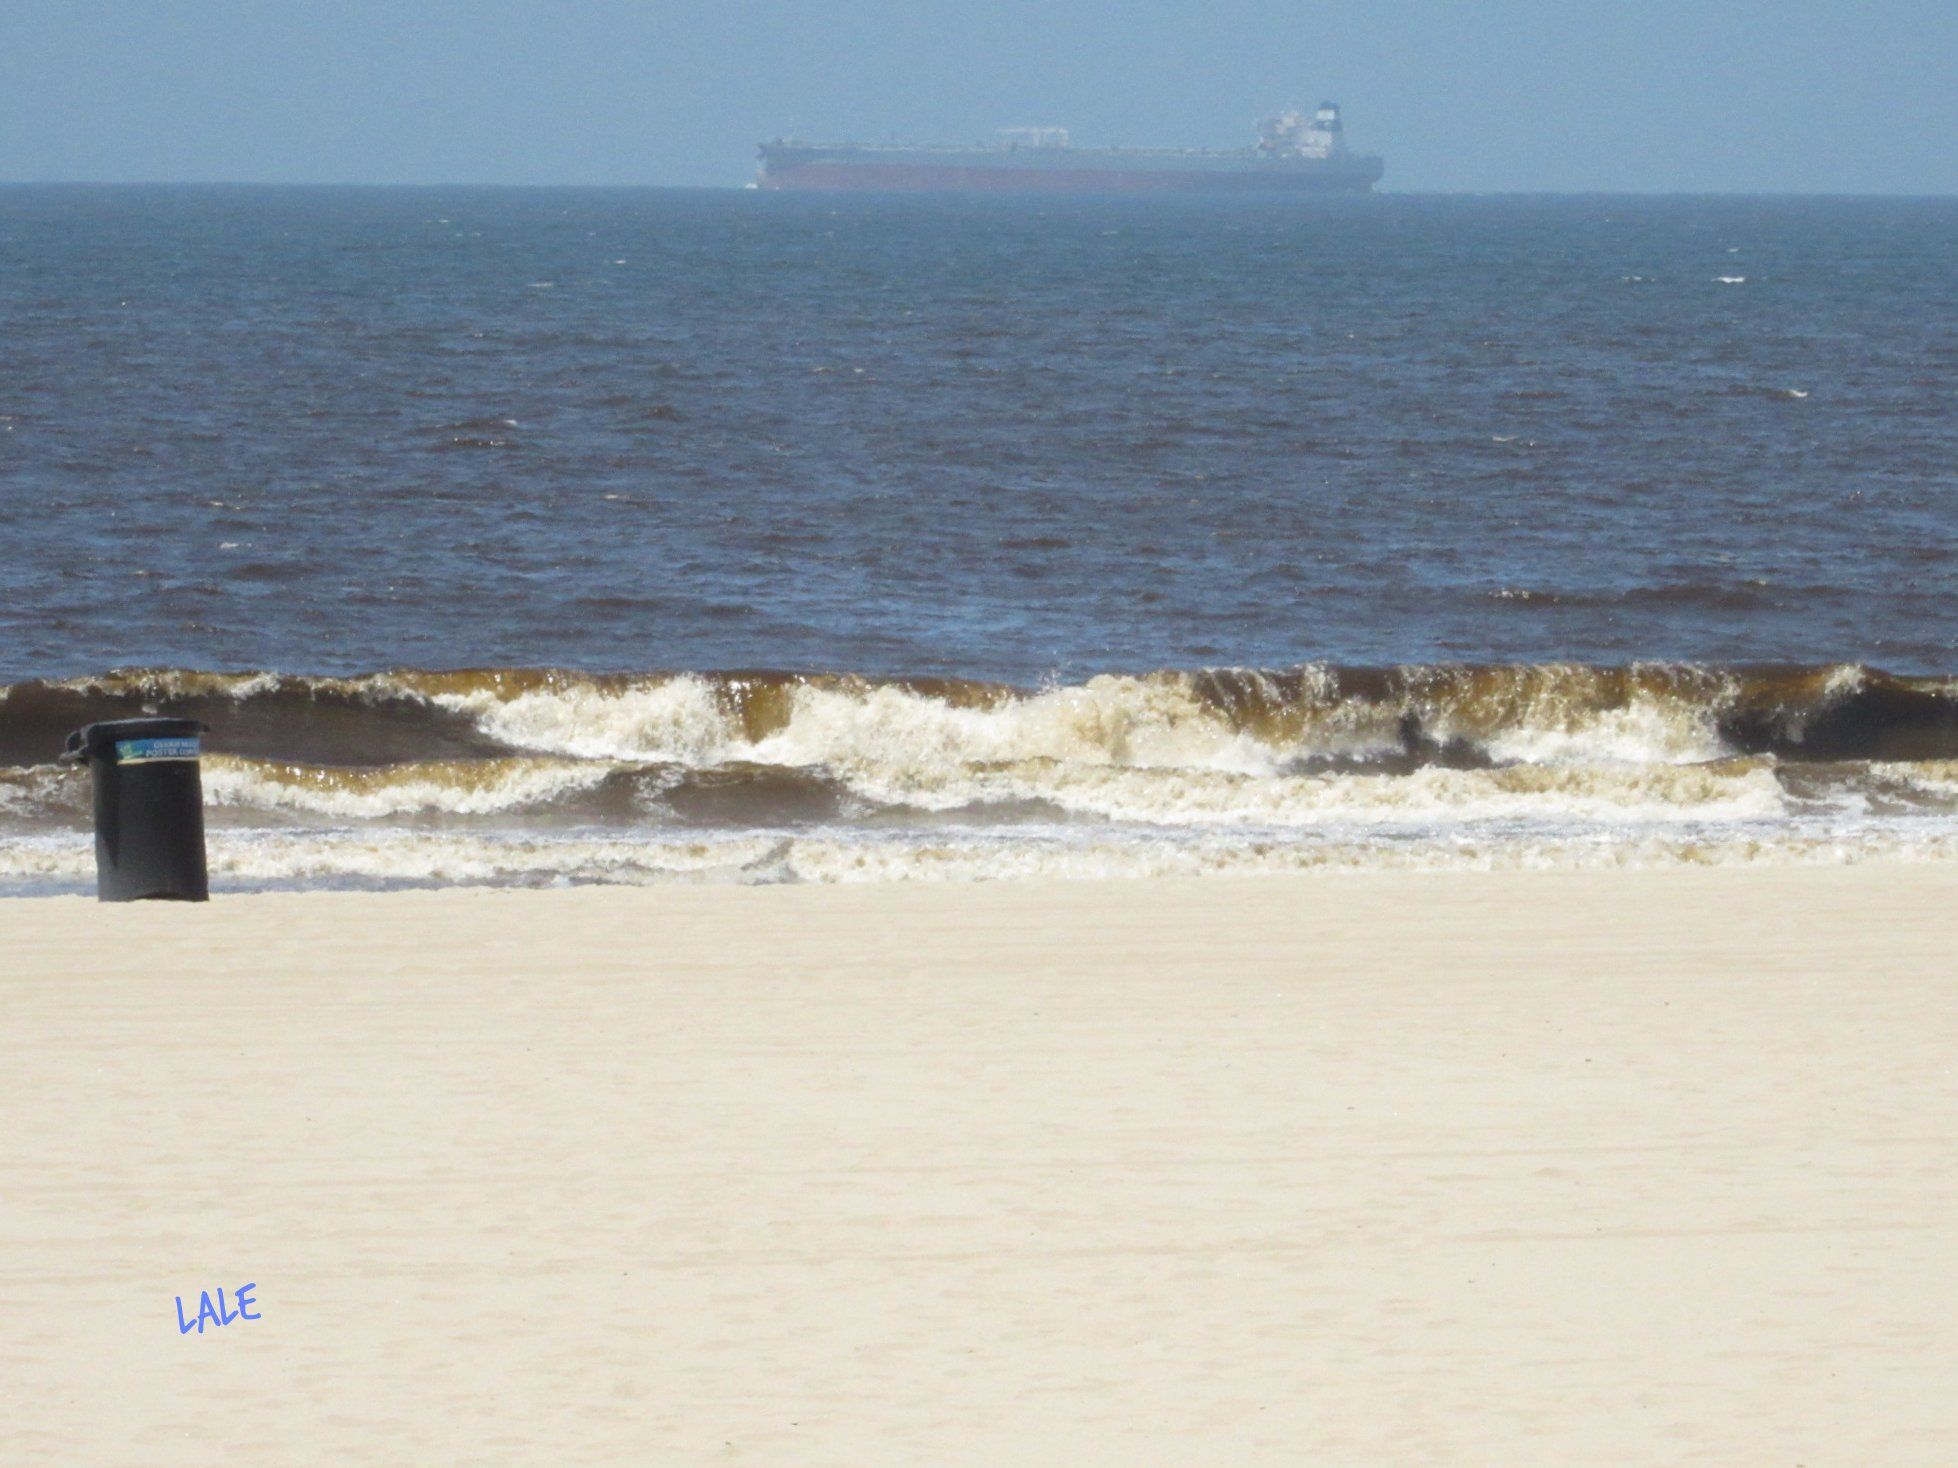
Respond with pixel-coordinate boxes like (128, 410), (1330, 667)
(5, 662), (1953, 772)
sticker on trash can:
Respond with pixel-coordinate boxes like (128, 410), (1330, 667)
(115, 737), (201, 763)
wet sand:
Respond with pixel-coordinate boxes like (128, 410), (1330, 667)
(5, 867), (1955, 1464)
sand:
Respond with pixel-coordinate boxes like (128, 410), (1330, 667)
(4, 865), (1955, 1464)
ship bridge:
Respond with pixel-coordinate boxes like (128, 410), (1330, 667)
(1258, 103), (1348, 160)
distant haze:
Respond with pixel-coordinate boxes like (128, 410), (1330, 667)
(4, 0), (1955, 193)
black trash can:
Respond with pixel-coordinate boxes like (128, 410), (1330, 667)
(60, 718), (210, 902)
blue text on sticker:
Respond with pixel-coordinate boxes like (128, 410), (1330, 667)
(116, 738), (200, 762)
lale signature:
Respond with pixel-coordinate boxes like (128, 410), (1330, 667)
(175, 1284), (260, 1335)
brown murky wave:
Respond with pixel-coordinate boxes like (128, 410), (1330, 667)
(3, 663), (1954, 770)
(6, 663), (1958, 889)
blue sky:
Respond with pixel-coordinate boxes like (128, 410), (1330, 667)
(4, 1), (1954, 191)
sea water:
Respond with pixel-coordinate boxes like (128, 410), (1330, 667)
(2, 187), (1954, 889)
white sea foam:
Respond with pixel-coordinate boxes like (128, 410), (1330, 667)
(4, 822), (1954, 896)
(754, 675), (1288, 777)
(421, 667), (1734, 776)
(1865, 760), (1958, 804)
(152, 742), (1788, 833)
(428, 675), (736, 763)
(200, 755), (618, 819)
(852, 756), (1790, 830)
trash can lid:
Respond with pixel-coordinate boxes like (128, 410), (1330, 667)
(62, 717), (208, 764)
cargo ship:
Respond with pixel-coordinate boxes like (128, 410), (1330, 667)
(756, 104), (1384, 195)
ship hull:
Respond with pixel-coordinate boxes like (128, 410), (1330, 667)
(762, 163), (1379, 194)
(756, 146), (1384, 195)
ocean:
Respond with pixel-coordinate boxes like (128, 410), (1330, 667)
(2, 186), (1955, 891)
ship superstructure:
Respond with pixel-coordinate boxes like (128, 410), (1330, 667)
(756, 104), (1384, 194)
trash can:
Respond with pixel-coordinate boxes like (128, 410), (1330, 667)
(60, 717), (210, 902)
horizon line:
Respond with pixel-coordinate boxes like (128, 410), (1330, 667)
(3, 179), (1955, 200)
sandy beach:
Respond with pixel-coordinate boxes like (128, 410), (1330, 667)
(4, 865), (1954, 1464)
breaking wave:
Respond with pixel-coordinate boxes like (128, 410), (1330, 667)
(4, 662), (1957, 890)
(6, 662), (1957, 769)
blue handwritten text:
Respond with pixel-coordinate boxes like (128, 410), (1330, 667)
(175, 1284), (260, 1335)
